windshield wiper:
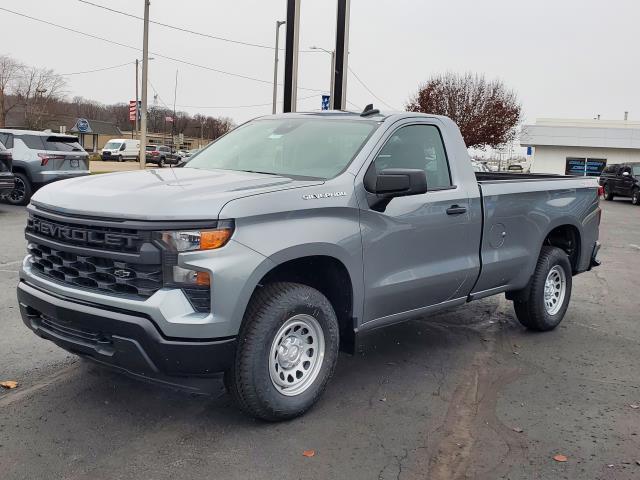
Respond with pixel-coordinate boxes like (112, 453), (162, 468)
(238, 169), (281, 176)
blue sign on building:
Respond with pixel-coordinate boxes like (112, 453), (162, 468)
(321, 95), (330, 111)
(75, 118), (91, 133)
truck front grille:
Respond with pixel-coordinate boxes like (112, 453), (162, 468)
(28, 243), (162, 298)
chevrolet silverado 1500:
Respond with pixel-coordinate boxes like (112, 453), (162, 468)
(17, 110), (601, 420)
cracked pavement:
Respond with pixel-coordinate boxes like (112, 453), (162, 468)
(1, 198), (639, 480)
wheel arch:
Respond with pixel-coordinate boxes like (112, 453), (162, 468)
(541, 221), (582, 274)
(239, 246), (360, 353)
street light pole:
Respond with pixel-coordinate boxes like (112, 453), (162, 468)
(272, 20), (286, 115)
(310, 46), (336, 109)
(139, 0), (150, 169)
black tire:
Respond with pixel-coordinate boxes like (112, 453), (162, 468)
(603, 183), (614, 201)
(158, 157), (165, 168)
(6, 172), (32, 206)
(227, 282), (340, 421)
(513, 246), (572, 332)
(632, 188), (640, 206)
(117, 155), (124, 162)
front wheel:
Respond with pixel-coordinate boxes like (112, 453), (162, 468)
(227, 282), (340, 421)
(512, 246), (572, 331)
(117, 155), (124, 162)
(603, 183), (614, 201)
(632, 188), (640, 206)
(158, 157), (165, 168)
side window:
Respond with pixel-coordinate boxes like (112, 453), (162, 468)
(374, 124), (452, 190)
(0, 133), (13, 149)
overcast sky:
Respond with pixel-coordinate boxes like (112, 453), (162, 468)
(2, 0), (639, 127)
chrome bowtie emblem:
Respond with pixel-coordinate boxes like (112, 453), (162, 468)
(114, 269), (133, 279)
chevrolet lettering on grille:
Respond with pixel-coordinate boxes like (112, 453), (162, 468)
(28, 217), (139, 249)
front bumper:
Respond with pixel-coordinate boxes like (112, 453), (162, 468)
(18, 281), (236, 378)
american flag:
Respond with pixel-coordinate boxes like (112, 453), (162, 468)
(129, 100), (137, 121)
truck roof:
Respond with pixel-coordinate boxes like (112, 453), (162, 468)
(264, 110), (448, 123)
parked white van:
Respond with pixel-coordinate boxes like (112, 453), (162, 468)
(101, 139), (140, 162)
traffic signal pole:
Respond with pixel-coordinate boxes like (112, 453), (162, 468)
(332, 0), (350, 110)
(283, 0), (301, 113)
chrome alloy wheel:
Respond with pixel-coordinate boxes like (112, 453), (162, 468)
(544, 265), (566, 315)
(269, 314), (325, 396)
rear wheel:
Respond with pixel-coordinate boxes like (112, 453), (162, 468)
(632, 188), (640, 206)
(512, 246), (572, 331)
(603, 183), (614, 201)
(158, 157), (165, 168)
(226, 282), (340, 421)
(6, 173), (32, 206)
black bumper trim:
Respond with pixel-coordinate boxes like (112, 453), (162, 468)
(17, 281), (236, 377)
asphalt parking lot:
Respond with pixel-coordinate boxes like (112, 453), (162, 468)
(1, 199), (639, 480)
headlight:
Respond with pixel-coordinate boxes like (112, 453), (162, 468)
(159, 222), (234, 252)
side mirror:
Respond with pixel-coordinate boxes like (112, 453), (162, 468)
(364, 166), (427, 211)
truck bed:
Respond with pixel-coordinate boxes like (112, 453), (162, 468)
(470, 171), (600, 299)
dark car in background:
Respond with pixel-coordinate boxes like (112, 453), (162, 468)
(599, 163), (640, 205)
(0, 142), (15, 198)
(145, 145), (180, 167)
(0, 129), (89, 205)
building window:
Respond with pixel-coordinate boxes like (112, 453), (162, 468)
(565, 157), (607, 177)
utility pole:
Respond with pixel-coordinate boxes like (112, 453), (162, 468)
(172, 69), (178, 149)
(134, 59), (139, 139)
(139, 0), (150, 169)
(272, 20), (286, 114)
(310, 46), (336, 109)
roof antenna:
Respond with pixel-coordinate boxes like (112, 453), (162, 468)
(360, 103), (380, 117)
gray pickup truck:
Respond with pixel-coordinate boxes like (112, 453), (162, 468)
(17, 110), (601, 420)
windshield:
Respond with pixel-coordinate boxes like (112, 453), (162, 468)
(145, 145), (156, 151)
(104, 141), (123, 150)
(633, 166), (640, 176)
(186, 118), (379, 179)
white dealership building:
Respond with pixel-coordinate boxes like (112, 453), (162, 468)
(520, 118), (640, 176)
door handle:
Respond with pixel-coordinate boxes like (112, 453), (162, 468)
(446, 205), (467, 215)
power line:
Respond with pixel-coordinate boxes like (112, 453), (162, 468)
(348, 67), (398, 110)
(60, 62), (134, 76)
(77, 0), (314, 53)
(0, 7), (324, 93)
(176, 94), (320, 110)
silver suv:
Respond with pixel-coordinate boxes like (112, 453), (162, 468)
(0, 129), (89, 205)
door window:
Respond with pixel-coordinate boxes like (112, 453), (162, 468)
(373, 124), (452, 190)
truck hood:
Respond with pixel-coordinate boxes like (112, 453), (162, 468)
(31, 167), (323, 220)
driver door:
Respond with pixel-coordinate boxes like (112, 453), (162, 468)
(357, 121), (480, 325)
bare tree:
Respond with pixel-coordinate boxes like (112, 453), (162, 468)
(16, 65), (66, 130)
(0, 55), (24, 128)
(406, 72), (521, 149)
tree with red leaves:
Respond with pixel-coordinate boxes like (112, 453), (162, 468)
(406, 73), (522, 149)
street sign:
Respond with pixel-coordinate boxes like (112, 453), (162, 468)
(321, 95), (330, 110)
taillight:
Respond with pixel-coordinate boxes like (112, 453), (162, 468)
(152, 151), (159, 156)
(38, 153), (64, 166)
(597, 185), (604, 197)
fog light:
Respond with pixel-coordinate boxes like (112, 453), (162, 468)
(172, 266), (210, 286)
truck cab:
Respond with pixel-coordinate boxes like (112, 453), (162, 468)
(600, 162), (640, 205)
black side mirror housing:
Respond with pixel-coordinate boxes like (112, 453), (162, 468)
(364, 166), (427, 211)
